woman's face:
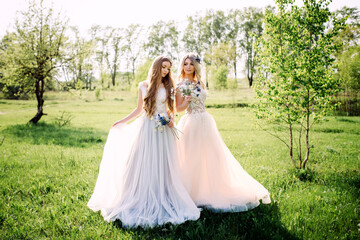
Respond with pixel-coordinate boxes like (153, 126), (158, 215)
(183, 58), (195, 75)
(161, 61), (171, 78)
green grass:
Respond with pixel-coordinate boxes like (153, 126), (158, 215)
(0, 88), (359, 239)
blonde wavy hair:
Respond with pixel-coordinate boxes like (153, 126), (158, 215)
(144, 56), (175, 117)
(177, 53), (205, 88)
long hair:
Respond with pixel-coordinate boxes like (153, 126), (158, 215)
(177, 53), (205, 88)
(144, 56), (175, 117)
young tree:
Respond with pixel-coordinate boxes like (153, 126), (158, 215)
(106, 27), (124, 87)
(239, 7), (265, 87)
(0, 0), (67, 123)
(255, 0), (345, 169)
(227, 9), (242, 82)
(144, 21), (180, 61)
(205, 42), (235, 88)
(89, 25), (111, 88)
(63, 26), (94, 90)
(333, 7), (360, 97)
(123, 24), (143, 84)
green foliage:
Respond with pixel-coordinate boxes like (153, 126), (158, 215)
(144, 21), (180, 60)
(336, 43), (360, 91)
(215, 65), (228, 90)
(332, 7), (360, 94)
(0, 0), (67, 94)
(123, 24), (143, 84)
(132, 59), (152, 90)
(54, 111), (73, 127)
(94, 87), (102, 101)
(255, 0), (345, 168)
(205, 42), (236, 69)
(0, 0), (68, 123)
(239, 7), (265, 87)
(65, 26), (95, 90)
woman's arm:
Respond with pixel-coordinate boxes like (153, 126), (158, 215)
(112, 86), (144, 127)
(175, 90), (192, 113)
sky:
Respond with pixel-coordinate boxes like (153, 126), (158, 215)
(1, 0), (360, 37)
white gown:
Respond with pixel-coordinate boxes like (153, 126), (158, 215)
(87, 82), (200, 228)
(177, 81), (271, 212)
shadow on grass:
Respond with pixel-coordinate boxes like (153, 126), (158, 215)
(2, 122), (105, 148)
(112, 203), (299, 240)
(318, 169), (360, 199)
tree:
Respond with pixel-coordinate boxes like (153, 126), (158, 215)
(89, 25), (111, 88)
(227, 9), (242, 82)
(214, 65), (228, 89)
(132, 59), (152, 90)
(333, 7), (360, 94)
(182, 15), (207, 55)
(239, 7), (265, 87)
(144, 21), (180, 61)
(62, 26), (94, 90)
(205, 42), (235, 88)
(106, 27), (123, 87)
(0, 33), (25, 99)
(255, 0), (345, 169)
(0, 0), (67, 123)
(183, 10), (232, 87)
(123, 24), (143, 85)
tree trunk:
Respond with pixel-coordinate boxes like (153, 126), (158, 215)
(247, 50), (254, 87)
(206, 65), (209, 88)
(248, 74), (253, 87)
(132, 60), (136, 82)
(233, 61), (237, 83)
(288, 115), (296, 167)
(29, 79), (47, 124)
(112, 65), (116, 86)
(302, 92), (310, 168)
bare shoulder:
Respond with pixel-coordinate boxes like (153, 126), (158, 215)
(139, 81), (149, 88)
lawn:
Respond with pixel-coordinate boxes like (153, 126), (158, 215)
(0, 87), (359, 239)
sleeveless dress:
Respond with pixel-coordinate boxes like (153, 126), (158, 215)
(176, 81), (271, 212)
(87, 82), (200, 228)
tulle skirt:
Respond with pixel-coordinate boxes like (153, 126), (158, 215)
(87, 114), (200, 228)
(177, 111), (271, 212)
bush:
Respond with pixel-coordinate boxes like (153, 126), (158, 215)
(215, 65), (228, 89)
(95, 87), (102, 101)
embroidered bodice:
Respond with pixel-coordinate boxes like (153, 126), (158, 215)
(177, 81), (207, 114)
(139, 82), (167, 115)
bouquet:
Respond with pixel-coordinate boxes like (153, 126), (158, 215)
(153, 113), (170, 133)
(179, 80), (201, 97)
(153, 113), (182, 139)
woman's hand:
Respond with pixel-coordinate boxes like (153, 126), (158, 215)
(184, 95), (192, 104)
(167, 118), (174, 128)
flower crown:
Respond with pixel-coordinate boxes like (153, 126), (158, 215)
(195, 55), (201, 64)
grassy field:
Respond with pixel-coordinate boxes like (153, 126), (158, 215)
(0, 87), (359, 239)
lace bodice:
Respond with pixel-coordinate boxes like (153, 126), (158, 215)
(177, 81), (207, 114)
(139, 82), (167, 115)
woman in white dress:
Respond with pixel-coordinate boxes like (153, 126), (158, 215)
(175, 53), (271, 212)
(87, 56), (200, 228)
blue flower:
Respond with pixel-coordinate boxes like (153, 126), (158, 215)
(195, 56), (201, 63)
(161, 120), (167, 125)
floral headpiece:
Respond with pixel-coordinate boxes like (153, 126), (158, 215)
(195, 55), (201, 64)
